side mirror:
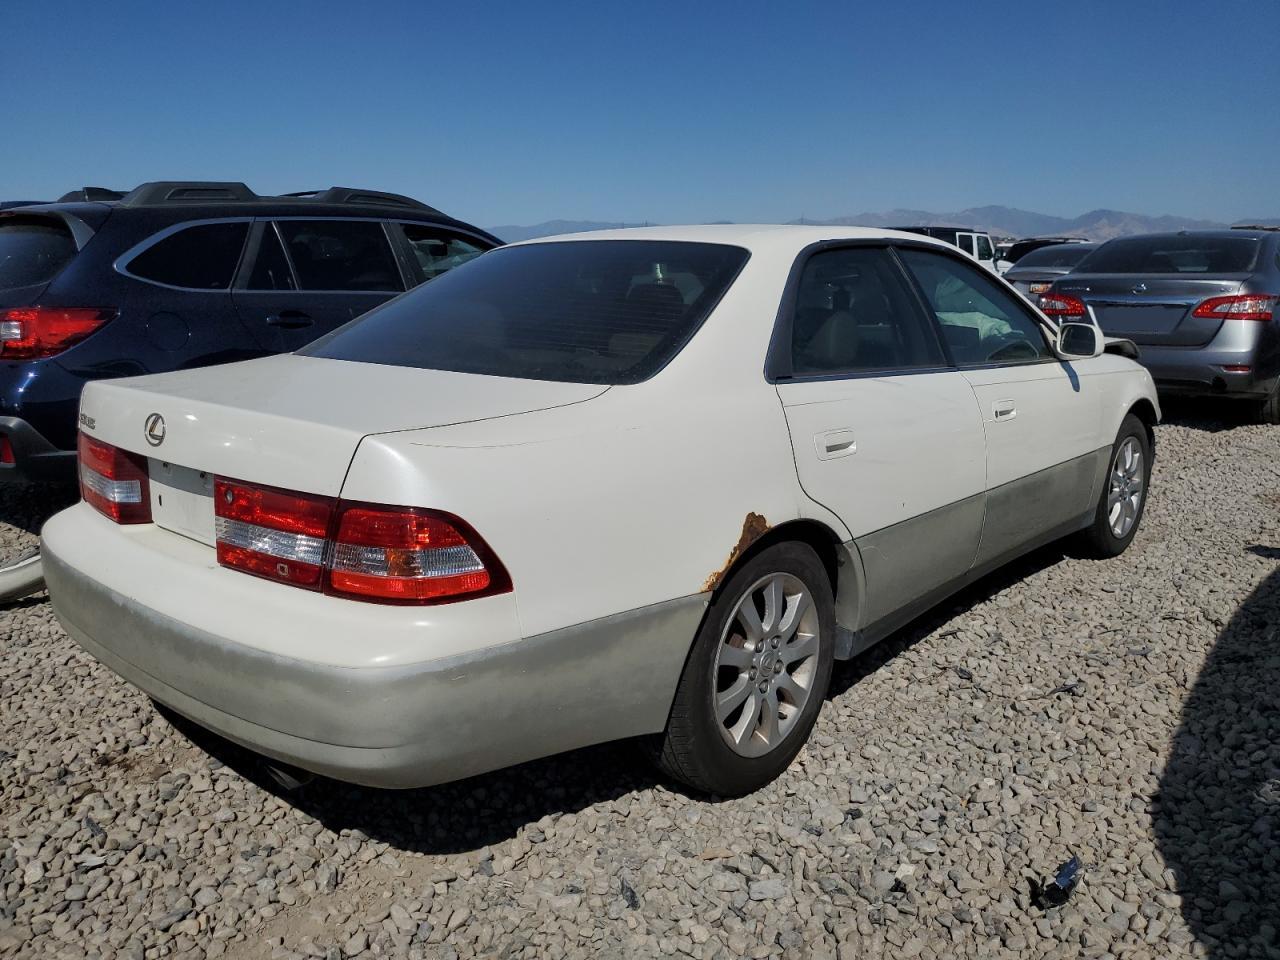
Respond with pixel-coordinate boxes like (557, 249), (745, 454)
(1056, 321), (1103, 360)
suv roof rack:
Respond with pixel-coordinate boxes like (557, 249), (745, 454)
(1231, 224), (1280, 231)
(307, 186), (441, 214)
(118, 181), (259, 206)
(57, 187), (127, 202)
(113, 181), (442, 214)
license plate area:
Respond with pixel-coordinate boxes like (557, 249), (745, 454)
(149, 460), (216, 546)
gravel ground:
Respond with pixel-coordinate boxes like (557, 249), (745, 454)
(1, 407), (1278, 960)
(0, 482), (76, 569)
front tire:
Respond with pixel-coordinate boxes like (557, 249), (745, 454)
(653, 542), (834, 796)
(1077, 413), (1152, 558)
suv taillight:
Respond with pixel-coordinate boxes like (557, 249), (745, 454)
(1191, 294), (1277, 322)
(1, 308), (115, 359)
(213, 479), (510, 604)
(78, 433), (152, 523)
(1039, 293), (1087, 317)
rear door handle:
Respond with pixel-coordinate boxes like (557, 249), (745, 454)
(992, 399), (1017, 421)
(266, 310), (313, 329)
(815, 429), (857, 460)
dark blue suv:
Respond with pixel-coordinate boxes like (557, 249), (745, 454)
(0, 181), (499, 482)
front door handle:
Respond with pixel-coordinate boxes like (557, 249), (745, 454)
(992, 399), (1017, 421)
(815, 429), (857, 460)
(266, 310), (314, 329)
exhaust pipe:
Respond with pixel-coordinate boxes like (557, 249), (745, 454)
(261, 760), (314, 792)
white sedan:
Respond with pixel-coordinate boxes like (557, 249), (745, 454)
(43, 226), (1159, 796)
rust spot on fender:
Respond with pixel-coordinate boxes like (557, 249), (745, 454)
(702, 512), (769, 593)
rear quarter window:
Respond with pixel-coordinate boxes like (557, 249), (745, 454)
(126, 221), (250, 289)
(303, 239), (749, 384)
(1079, 236), (1259, 274)
(0, 216), (77, 289)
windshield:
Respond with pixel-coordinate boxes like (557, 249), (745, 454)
(1014, 244), (1095, 269)
(1077, 235), (1259, 274)
(303, 240), (749, 384)
(0, 216), (77, 289)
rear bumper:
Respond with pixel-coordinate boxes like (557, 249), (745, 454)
(1137, 343), (1278, 399)
(42, 505), (703, 788)
(0, 416), (76, 483)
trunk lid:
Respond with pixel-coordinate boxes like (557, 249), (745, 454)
(1051, 273), (1247, 346)
(80, 354), (609, 504)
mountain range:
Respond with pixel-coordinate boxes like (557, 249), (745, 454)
(489, 207), (1280, 243)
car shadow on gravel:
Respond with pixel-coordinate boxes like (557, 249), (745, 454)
(157, 705), (664, 856)
(828, 542), (1069, 700)
(1155, 554), (1280, 954)
(1158, 397), (1262, 433)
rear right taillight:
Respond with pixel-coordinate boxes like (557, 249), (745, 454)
(214, 479), (334, 590)
(1039, 293), (1087, 317)
(211, 478), (511, 604)
(1192, 294), (1277, 322)
(78, 432), (151, 523)
(0, 434), (13, 466)
(327, 504), (509, 603)
(1, 308), (115, 359)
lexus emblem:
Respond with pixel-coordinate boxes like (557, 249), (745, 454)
(144, 412), (166, 447)
(1132, 282), (1148, 294)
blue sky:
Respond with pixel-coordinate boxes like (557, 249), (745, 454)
(4, 0), (1277, 226)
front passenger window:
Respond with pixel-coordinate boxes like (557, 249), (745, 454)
(789, 247), (944, 376)
(899, 248), (1053, 366)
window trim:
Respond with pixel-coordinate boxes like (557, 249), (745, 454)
(114, 217), (253, 292)
(765, 238), (953, 384)
(894, 242), (1060, 371)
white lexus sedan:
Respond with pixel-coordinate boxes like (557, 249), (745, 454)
(43, 226), (1158, 796)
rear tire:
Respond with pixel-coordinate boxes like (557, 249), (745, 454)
(652, 542), (834, 796)
(1076, 413), (1151, 558)
(1256, 384), (1280, 425)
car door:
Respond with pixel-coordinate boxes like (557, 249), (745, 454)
(897, 246), (1104, 567)
(232, 219), (406, 352)
(773, 244), (988, 628)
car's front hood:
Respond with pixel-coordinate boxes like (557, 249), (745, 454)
(78, 354), (608, 496)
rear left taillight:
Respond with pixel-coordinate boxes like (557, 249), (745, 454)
(214, 479), (334, 590)
(327, 505), (509, 603)
(1039, 293), (1087, 317)
(0, 434), (13, 466)
(1, 308), (115, 359)
(1192, 294), (1277, 322)
(212, 479), (510, 604)
(78, 432), (151, 523)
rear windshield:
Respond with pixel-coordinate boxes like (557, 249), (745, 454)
(0, 216), (77, 289)
(303, 240), (749, 384)
(1014, 244), (1095, 269)
(1077, 236), (1259, 274)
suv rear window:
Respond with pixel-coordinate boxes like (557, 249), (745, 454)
(1078, 236), (1259, 274)
(0, 216), (77, 289)
(127, 221), (249, 289)
(303, 240), (749, 384)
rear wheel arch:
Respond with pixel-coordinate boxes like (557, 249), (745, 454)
(709, 518), (844, 602)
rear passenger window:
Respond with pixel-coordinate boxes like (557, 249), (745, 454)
(400, 225), (488, 283)
(789, 247), (944, 376)
(899, 248), (1053, 366)
(275, 221), (402, 292)
(127, 222), (249, 289)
